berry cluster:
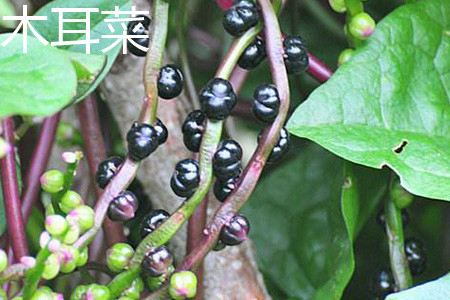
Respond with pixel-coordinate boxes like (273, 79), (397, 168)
(223, 0), (260, 37)
(171, 159), (200, 198)
(213, 140), (243, 201)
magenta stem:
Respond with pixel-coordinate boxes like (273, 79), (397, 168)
(77, 95), (126, 247)
(1, 118), (28, 261)
(21, 113), (61, 221)
(307, 53), (333, 83)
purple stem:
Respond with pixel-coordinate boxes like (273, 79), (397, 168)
(180, 0), (290, 271)
(77, 95), (126, 247)
(307, 53), (333, 83)
(21, 113), (61, 221)
(1, 118), (28, 261)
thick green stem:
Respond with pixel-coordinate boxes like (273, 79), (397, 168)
(22, 248), (51, 300)
(385, 181), (413, 290)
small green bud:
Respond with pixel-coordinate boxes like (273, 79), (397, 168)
(31, 287), (53, 300)
(338, 48), (354, 66)
(67, 205), (94, 232)
(168, 271), (198, 300)
(348, 12), (375, 40)
(60, 191), (84, 213)
(42, 253), (60, 280)
(40, 170), (64, 194)
(62, 219), (80, 245)
(145, 265), (174, 291)
(85, 284), (110, 300)
(45, 215), (69, 236)
(77, 247), (89, 267)
(391, 181), (414, 209)
(328, 0), (346, 13)
(0, 249), (8, 272)
(70, 285), (87, 300)
(106, 243), (134, 272)
(58, 245), (80, 273)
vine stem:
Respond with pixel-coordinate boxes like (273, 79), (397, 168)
(307, 53), (333, 83)
(1, 117), (28, 261)
(21, 113), (61, 221)
(180, 0), (290, 272)
(385, 177), (413, 290)
(77, 95), (126, 246)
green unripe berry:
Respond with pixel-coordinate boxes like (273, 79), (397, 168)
(338, 48), (354, 66)
(12, 297), (23, 300)
(0, 249), (8, 272)
(62, 220), (80, 245)
(348, 12), (375, 40)
(45, 215), (69, 236)
(85, 284), (110, 300)
(106, 243), (134, 272)
(391, 182), (414, 209)
(121, 277), (144, 299)
(58, 245), (80, 273)
(328, 0), (346, 13)
(40, 170), (64, 194)
(70, 285), (87, 300)
(77, 247), (89, 267)
(67, 205), (94, 232)
(42, 253), (60, 280)
(168, 271), (198, 300)
(31, 287), (53, 300)
(60, 191), (84, 213)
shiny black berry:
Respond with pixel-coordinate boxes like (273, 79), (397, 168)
(405, 238), (426, 276)
(140, 209), (170, 238)
(107, 191), (138, 222)
(154, 118), (168, 145)
(199, 78), (237, 120)
(267, 127), (289, 163)
(96, 157), (124, 189)
(127, 15), (151, 57)
(157, 65), (184, 100)
(220, 214), (250, 246)
(214, 176), (239, 202)
(377, 209), (409, 230)
(223, 0), (259, 37)
(238, 38), (266, 70)
(142, 246), (173, 277)
(213, 140), (243, 180)
(170, 159), (200, 198)
(127, 122), (159, 161)
(182, 110), (206, 152)
(369, 269), (395, 297)
(283, 35), (309, 75)
(253, 83), (280, 123)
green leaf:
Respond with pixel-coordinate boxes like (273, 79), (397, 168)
(32, 0), (132, 102)
(243, 144), (387, 299)
(0, 33), (77, 118)
(386, 272), (450, 300)
(287, 0), (450, 201)
(0, 0), (16, 28)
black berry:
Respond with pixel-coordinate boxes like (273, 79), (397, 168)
(223, 0), (259, 37)
(199, 78), (237, 120)
(369, 269), (395, 297)
(170, 159), (200, 198)
(127, 15), (151, 57)
(405, 238), (426, 276)
(96, 157), (124, 189)
(107, 191), (138, 222)
(267, 127), (290, 163)
(213, 240), (226, 252)
(220, 214), (250, 246)
(182, 110), (206, 152)
(253, 83), (280, 123)
(377, 209), (409, 230)
(157, 65), (184, 100)
(154, 118), (168, 145)
(214, 175), (239, 202)
(127, 122), (159, 161)
(238, 38), (266, 70)
(140, 209), (170, 238)
(142, 246), (173, 277)
(283, 35), (309, 75)
(213, 140), (243, 180)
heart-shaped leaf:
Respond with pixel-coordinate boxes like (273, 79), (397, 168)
(386, 272), (450, 300)
(287, 0), (450, 201)
(0, 33), (77, 118)
(32, 0), (132, 102)
(243, 144), (387, 299)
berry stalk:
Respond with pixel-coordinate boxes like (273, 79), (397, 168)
(306, 53), (333, 83)
(384, 177), (413, 290)
(21, 113), (61, 222)
(180, 0), (290, 272)
(1, 117), (28, 261)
